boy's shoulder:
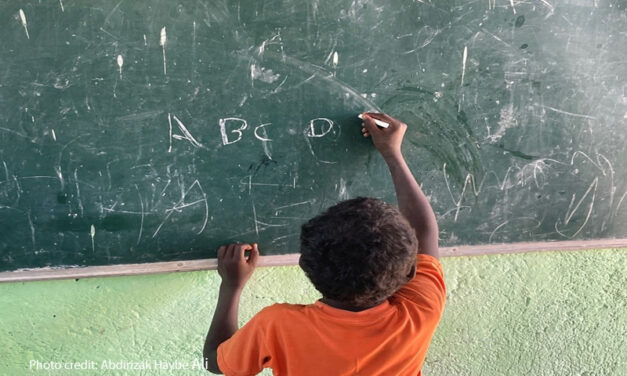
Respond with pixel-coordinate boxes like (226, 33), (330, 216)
(254, 302), (314, 320)
(245, 303), (318, 333)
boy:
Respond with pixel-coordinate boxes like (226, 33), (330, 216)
(203, 113), (445, 375)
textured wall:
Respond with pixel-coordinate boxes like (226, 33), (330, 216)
(1, 249), (626, 375)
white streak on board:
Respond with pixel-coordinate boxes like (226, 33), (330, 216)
(13, 175), (22, 200)
(542, 105), (596, 120)
(509, 0), (516, 14)
(555, 177), (598, 239)
(258, 126), (273, 160)
(247, 175), (260, 236)
(332, 51), (339, 69)
(143, 34), (147, 46)
(192, 21), (197, 68)
(165, 199), (206, 213)
(461, 46), (468, 88)
(538, 0), (554, 18)
(167, 113), (173, 152)
(51, 129), (57, 141)
(2, 161), (9, 183)
(488, 217), (541, 243)
(27, 212), (36, 249)
(401, 26), (440, 54)
(135, 185), (144, 245)
(59, 0), (65, 12)
(252, 200), (259, 236)
(459, 46), (468, 112)
(274, 200), (312, 211)
(443, 163), (462, 222)
(74, 169), (83, 217)
(615, 190), (627, 217)
(481, 29), (511, 48)
(160, 27), (167, 75)
(90, 225), (96, 253)
(117, 55), (124, 79)
(54, 166), (64, 190)
(257, 34), (281, 57)
(323, 43), (337, 64)
(338, 178), (348, 200)
(19, 9), (30, 39)
(160, 27), (167, 47)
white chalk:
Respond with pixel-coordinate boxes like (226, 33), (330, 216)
(358, 114), (389, 128)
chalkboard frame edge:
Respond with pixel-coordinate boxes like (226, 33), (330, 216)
(1, 238), (626, 283)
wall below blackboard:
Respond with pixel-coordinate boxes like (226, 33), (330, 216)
(1, 249), (625, 375)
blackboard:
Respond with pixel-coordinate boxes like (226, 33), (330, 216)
(1, 0), (626, 272)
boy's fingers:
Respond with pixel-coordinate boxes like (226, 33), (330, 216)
(232, 243), (242, 260)
(236, 243), (252, 261)
(365, 112), (404, 130)
(365, 112), (395, 124)
(361, 113), (379, 134)
(248, 243), (260, 266)
(226, 244), (236, 259)
(217, 246), (226, 260)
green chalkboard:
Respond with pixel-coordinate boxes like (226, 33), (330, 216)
(1, 0), (626, 272)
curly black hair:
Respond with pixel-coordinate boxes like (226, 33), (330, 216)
(299, 197), (418, 308)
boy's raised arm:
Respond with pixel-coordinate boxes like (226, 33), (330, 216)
(361, 113), (439, 259)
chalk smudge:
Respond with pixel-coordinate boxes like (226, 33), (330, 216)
(117, 55), (124, 79)
(19, 9), (30, 39)
(250, 64), (280, 84)
(160, 27), (167, 75)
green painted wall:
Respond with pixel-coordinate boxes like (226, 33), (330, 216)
(2, 249), (626, 375)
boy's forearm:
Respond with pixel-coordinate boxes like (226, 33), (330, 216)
(203, 283), (243, 373)
(383, 151), (439, 259)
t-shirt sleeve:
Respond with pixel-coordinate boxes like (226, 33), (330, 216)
(217, 306), (275, 376)
(394, 254), (446, 315)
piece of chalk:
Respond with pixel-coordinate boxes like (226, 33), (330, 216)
(358, 114), (389, 128)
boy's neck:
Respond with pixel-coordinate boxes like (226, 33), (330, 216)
(319, 297), (384, 312)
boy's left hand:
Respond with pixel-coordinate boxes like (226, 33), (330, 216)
(217, 243), (260, 289)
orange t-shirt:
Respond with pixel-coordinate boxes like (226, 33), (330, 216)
(217, 254), (446, 376)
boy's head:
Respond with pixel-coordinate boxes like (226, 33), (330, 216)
(299, 197), (418, 308)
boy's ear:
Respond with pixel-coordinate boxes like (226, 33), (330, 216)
(407, 264), (416, 280)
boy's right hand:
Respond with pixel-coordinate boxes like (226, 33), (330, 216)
(361, 112), (407, 159)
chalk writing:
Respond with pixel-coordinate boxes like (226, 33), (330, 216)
(306, 118), (335, 138)
(219, 117), (248, 145)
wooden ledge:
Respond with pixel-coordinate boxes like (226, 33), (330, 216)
(1, 238), (626, 283)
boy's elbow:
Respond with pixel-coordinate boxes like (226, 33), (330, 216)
(203, 351), (222, 374)
(205, 363), (222, 374)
